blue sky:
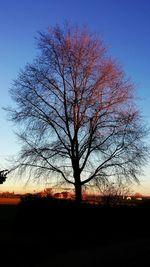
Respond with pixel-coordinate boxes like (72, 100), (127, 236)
(0, 0), (150, 194)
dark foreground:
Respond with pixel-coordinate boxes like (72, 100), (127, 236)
(0, 197), (150, 266)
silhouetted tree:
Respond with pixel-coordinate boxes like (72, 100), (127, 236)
(7, 23), (148, 203)
(95, 178), (132, 206)
(0, 169), (9, 184)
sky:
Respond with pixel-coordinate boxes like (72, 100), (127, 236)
(0, 0), (150, 194)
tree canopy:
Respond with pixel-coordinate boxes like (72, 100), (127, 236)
(7, 23), (148, 203)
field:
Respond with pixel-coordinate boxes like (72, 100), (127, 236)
(0, 197), (150, 266)
(0, 197), (20, 205)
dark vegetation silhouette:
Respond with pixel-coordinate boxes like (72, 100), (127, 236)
(16, 194), (150, 239)
(6, 23), (148, 204)
(97, 179), (132, 206)
(0, 194), (150, 266)
(0, 169), (9, 184)
(13, 194), (150, 266)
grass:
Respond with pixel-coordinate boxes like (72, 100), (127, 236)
(0, 196), (150, 266)
(0, 204), (18, 221)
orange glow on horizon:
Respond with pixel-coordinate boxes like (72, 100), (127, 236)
(0, 197), (20, 205)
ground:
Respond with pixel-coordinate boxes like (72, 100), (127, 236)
(0, 199), (150, 266)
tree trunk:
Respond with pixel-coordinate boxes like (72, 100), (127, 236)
(72, 156), (82, 204)
(75, 180), (82, 204)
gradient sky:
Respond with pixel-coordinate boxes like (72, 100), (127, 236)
(0, 0), (150, 194)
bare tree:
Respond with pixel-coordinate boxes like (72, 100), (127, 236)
(94, 177), (132, 206)
(7, 23), (148, 203)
